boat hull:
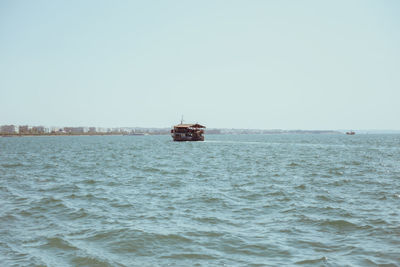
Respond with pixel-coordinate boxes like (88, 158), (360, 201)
(172, 134), (204, 142)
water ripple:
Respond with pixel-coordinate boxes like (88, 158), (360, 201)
(1, 134), (399, 266)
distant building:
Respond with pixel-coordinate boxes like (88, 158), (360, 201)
(64, 127), (85, 134)
(50, 127), (64, 133)
(19, 125), (29, 134)
(0, 125), (16, 134)
(31, 126), (45, 134)
(88, 127), (96, 133)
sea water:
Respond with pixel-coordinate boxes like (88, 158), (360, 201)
(0, 134), (399, 266)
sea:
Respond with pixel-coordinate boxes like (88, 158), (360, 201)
(0, 134), (399, 266)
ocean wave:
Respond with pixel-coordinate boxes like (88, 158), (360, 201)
(161, 253), (218, 260)
(40, 236), (78, 251)
(1, 134), (400, 266)
(295, 256), (328, 265)
(1, 163), (24, 168)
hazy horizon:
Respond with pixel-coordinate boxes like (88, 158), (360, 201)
(1, 1), (399, 130)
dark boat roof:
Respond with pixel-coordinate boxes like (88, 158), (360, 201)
(174, 123), (206, 128)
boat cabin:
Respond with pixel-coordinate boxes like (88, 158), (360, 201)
(171, 123), (205, 141)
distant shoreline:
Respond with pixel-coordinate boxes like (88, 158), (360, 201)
(0, 133), (136, 137)
(1, 131), (342, 137)
(3, 130), (400, 137)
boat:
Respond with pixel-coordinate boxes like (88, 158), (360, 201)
(346, 131), (355, 135)
(171, 123), (205, 141)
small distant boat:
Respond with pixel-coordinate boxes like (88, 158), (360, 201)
(171, 123), (205, 141)
(346, 131), (355, 135)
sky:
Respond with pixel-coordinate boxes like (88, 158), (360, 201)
(0, 0), (399, 130)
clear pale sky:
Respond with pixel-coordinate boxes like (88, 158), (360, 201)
(1, 1), (399, 129)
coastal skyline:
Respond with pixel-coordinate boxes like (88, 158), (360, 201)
(1, 1), (399, 130)
(1, 123), (400, 134)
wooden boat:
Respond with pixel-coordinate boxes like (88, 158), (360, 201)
(346, 131), (355, 135)
(171, 123), (205, 141)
